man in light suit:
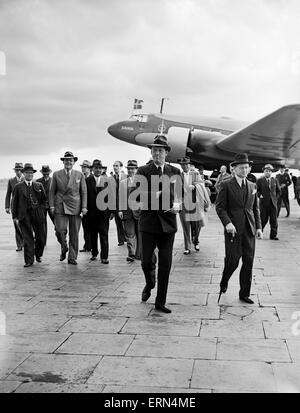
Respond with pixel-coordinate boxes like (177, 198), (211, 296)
(177, 157), (202, 254)
(119, 160), (141, 262)
(12, 163), (47, 267)
(5, 162), (24, 251)
(135, 135), (182, 313)
(216, 153), (262, 304)
(257, 164), (281, 240)
(49, 151), (87, 265)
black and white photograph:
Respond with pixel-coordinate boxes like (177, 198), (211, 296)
(0, 0), (300, 396)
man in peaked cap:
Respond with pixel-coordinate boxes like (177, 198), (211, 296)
(133, 135), (182, 313)
(12, 163), (47, 267)
(216, 153), (262, 305)
(37, 165), (55, 244)
(5, 162), (25, 251)
(257, 164), (281, 240)
(276, 165), (292, 217)
(49, 151), (87, 265)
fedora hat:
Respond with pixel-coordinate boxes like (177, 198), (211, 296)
(40, 165), (52, 173)
(230, 153), (253, 167)
(60, 151), (78, 162)
(177, 157), (191, 164)
(22, 163), (37, 173)
(91, 159), (103, 168)
(126, 160), (138, 168)
(147, 135), (171, 152)
(80, 160), (91, 168)
(263, 163), (274, 171)
(13, 162), (23, 170)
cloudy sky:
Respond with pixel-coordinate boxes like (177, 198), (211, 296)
(0, 0), (300, 178)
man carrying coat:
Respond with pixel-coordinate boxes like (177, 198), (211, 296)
(12, 163), (47, 267)
(216, 153), (262, 304)
(49, 151), (87, 265)
(256, 164), (281, 240)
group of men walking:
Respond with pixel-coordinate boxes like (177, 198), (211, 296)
(4, 135), (299, 313)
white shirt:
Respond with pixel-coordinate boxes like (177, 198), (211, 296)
(235, 176), (246, 187)
(25, 180), (32, 187)
(154, 163), (164, 174)
(94, 175), (101, 187)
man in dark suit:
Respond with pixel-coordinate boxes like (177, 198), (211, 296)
(119, 160), (140, 262)
(86, 159), (111, 264)
(257, 164), (281, 240)
(79, 160), (92, 253)
(12, 163), (47, 267)
(5, 162), (24, 251)
(276, 165), (292, 217)
(111, 160), (127, 245)
(36, 165), (55, 244)
(135, 135), (181, 313)
(216, 153), (262, 304)
(49, 151), (87, 265)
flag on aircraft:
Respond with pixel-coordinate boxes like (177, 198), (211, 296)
(133, 98), (143, 110)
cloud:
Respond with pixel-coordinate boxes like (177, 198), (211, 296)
(0, 0), (300, 177)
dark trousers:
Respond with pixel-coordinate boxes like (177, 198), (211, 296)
(277, 190), (290, 216)
(81, 215), (92, 250)
(89, 212), (109, 259)
(141, 231), (175, 306)
(115, 214), (125, 244)
(221, 229), (255, 298)
(19, 209), (46, 264)
(260, 203), (278, 238)
(54, 214), (81, 260)
(13, 218), (23, 249)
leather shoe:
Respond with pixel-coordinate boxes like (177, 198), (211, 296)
(118, 242), (124, 246)
(270, 236), (279, 240)
(239, 296), (254, 304)
(126, 256), (135, 262)
(101, 259), (109, 264)
(194, 244), (200, 251)
(60, 247), (68, 261)
(90, 256), (97, 261)
(141, 287), (151, 302)
(16, 247), (22, 252)
(36, 257), (42, 263)
(155, 303), (172, 313)
(24, 262), (33, 268)
(183, 249), (191, 255)
(68, 259), (77, 265)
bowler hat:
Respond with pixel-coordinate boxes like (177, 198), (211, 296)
(60, 151), (78, 162)
(147, 135), (171, 152)
(91, 159), (103, 168)
(80, 160), (91, 168)
(40, 165), (52, 173)
(263, 164), (274, 171)
(22, 163), (37, 173)
(126, 160), (138, 168)
(13, 162), (23, 170)
(177, 157), (191, 164)
(230, 153), (253, 167)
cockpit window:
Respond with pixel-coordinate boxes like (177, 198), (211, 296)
(130, 114), (148, 123)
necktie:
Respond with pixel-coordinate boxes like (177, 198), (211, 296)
(66, 171), (70, 182)
(157, 166), (162, 176)
(241, 179), (246, 202)
(268, 178), (271, 189)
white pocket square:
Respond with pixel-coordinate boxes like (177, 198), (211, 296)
(76, 179), (81, 183)
(252, 189), (257, 195)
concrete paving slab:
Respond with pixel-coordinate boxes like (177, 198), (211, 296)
(121, 318), (201, 337)
(191, 360), (276, 392)
(126, 335), (216, 359)
(0, 380), (22, 393)
(0, 352), (30, 380)
(0, 333), (71, 353)
(272, 363), (300, 392)
(200, 319), (265, 339)
(102, 385), (211, 393)
(88, 356), (194, 388)
(7, 354), (101, 384)
(60, 317), (127, 334)
(216, 338), (291, 362)
(56, 333), (134, 355)
(263, 321), (300, 340)
(15, 382), (105, 393)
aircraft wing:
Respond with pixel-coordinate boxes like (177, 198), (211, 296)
(216, 105), (300, 161)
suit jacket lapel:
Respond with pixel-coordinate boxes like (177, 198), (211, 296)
(231, 178), (243, 205)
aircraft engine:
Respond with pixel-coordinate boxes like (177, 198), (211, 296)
(166, 126), (191, 162)
(187, 130), (226, 154)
